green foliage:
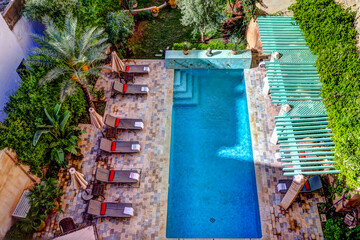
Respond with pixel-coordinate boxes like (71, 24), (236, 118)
(127, 8), (193, 58)
(3, 222), (33, 240)
(0, 63), (86, 175)
(29, 15), (110, 108)
(23, 0), (78, 26)
(23, 0), (121, 29)
(228, 34), (246, 51)
(242, 0), (257, 22)
(134, 10), (153, 21)
(177, 0), (225, 42)
(106, 11), (135, 46)
(17, 178), (63, 233)
(28, 178), (63, 216)
(324, 218), (360, 240)
(290, 0), (360, 189)
(33, 103), (82, 166)
(172, 40), (246, 51)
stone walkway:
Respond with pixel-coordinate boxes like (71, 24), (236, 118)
(35, 61), (325, 240)
(245, 68), (325, 240)
(34, 60), (173, 240)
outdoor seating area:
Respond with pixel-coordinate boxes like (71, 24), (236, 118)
(2, 0), (360, 239)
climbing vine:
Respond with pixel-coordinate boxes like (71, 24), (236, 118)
(290, 0), (360, 189)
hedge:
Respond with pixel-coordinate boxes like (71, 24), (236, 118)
(290, 0), (360, 189)
(0, 64), (87, 175)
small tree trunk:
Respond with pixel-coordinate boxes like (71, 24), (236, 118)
(79, 83), (95, 109)
(201, 31), (205, 43)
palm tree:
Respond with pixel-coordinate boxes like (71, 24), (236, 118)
(28, 15), (110, 108)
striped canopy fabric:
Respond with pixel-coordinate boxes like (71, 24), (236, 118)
(257, 16), (339, 176)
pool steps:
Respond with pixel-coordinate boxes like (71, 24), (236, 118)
(173, 70), (199, 106)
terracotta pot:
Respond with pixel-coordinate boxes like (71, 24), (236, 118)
(183, 50), (189, 55)
(152, 12), (158, 17)
(99, 96), (105, 101)
(231, 49), (237, 55)
(171, 4), (176, 8)
(133, 2), (138, 8)
(34, 220), (46, 232)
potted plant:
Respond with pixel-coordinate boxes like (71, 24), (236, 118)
(228, 35), (244, 55)
(20, 214), (46, 233)
(182, 42), (191, 55)
(27, 178), (64, 221)
(168, 0), (176, 8)
(151, 7), (159, 17)
(133, 0), (138, 8)
(97, 88), (105, 101)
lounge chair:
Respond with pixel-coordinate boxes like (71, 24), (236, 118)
(104, 114), (144, 130)
(277, 175), (323, 194)
(87, 200), (133, 218)
(123, 64), (150, 74)
(59, 217), (76, 234)
(111, 51), (150, 74)
(112, 81), (149, 97)
(95, 168), (140, 184)
(100, 138), (141, 153)
(280, 174), (305, 210)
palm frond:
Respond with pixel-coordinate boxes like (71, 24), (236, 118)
(59, 81), (77, 102)
(40, 67), (69, 85)
(78, 27), (98, 54)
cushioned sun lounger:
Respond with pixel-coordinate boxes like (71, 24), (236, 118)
(123, 64), (150, 74)
(277, 175), (323, 194)
(104, 114), (144, 130)
(280, 174), (305, 210)
(95, 168), (139, 183)
(112, 81), (149, 95)
(100, 138), (140, 153)
(87, 200), (133, 218)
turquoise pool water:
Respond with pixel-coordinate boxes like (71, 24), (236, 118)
(167, 69), (261, 238)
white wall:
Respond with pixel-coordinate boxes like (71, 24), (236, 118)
(0, 15), (24, 121)
(0, 15), (41, 121)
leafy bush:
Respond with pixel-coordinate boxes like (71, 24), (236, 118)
(23, 0), (121, 29)
(290, 0), (360, 189)
(134, 10), (153, 21)
(172, 41), (246, 51)
(106, 11), (135, 46)
(0, 64), (86, 176)
(23, 0), (78, 26)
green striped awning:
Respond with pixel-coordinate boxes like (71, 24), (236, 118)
(258, 16), (339, 176)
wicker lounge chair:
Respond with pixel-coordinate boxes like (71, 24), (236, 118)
(280, 174), (305, 210)
(277, 175), (323, 194)
(112, 81), (149, 96)
(100, 138), (141, 153)
(87, 200), (133, 218)
(104, 114), (144, 130)
(95, 168), (140, 184)
(59, 217), (76, 234)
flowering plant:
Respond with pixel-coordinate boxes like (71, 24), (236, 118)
(151, 7), (159, 13)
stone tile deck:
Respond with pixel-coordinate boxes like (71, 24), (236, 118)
(34, 60), (173, 240)
(35, 62), (324, 240)
(245, 67), (325, 240)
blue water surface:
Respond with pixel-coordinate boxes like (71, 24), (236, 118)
(167, 69), (261, 238)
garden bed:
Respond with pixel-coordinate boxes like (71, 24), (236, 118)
(126, 7), (193, 59)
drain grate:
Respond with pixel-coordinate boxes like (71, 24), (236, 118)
(209, 217), (216, 223)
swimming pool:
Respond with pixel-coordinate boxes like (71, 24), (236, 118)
(167, 69), (261, 238)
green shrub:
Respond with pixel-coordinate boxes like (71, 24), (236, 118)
(106, 11), (135, 46)
(0, 64), (86, 176)
(23, 0), (78, 26)
(134, 11), (153, 21)
(290, 0), (360, 189)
